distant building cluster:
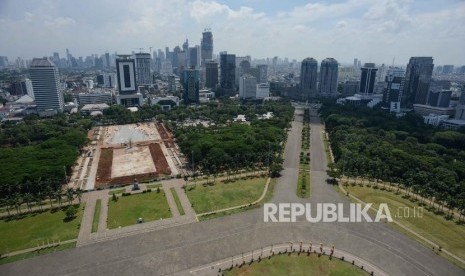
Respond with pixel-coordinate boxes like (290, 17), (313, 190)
(1, 28), (465, 130)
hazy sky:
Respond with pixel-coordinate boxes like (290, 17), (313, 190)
(1, 0), (464, 66)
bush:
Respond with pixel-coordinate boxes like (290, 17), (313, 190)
(65, 206), (77, 220)
(157, 187), (160, 193)
(147, 188), (152, 192)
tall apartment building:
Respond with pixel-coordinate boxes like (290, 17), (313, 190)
(401, 57), (434, 108)
(300, 58), (318, 99)
(205, 60), (218, 89)
(29, 58), (63, 115)
(181, 69), (200, 104)
(239, 74), (257, 99)
(201, 29), (213, 66)
(135, 53), (152, 86)
(359, 63), (378, 95)
(115, 55), (143, 106)
(382, 67), (405, 112)
(318, 58), (338, 97)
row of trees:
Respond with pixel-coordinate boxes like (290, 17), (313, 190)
(321, 103), (465, 218)
(0, 187), (83, 216)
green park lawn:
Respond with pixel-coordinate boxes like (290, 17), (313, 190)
(91, 199), (101, 233)
(107, 191), (172, 229)
(0, 242), (76, 265)
(108, 188), (126, 195)
(345, 185), (465, 262)
(186, 177), (267, 214)
(225, 253), (367, 276)
(0, 204), (84, 253)
(170, 188), (185, 215)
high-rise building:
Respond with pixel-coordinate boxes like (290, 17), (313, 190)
(220, 52), (236, 91)
(205, 60), (218, 89)
(21, 78), (34, 98)
(237, 60), (251, 86)
(382, 67), (404, 111)
(104, 53), (111, 69)
(359, 63), (378, 95)
(256, 64), (268, 84)
(401, 57), (434, 108)
(188, 47), (199, 69)
(181, 69), (199, 104)
(103, 73), (117, 88)
(0, 56), (9, 67)
(201, 29), (213, 65)
(135, 53), (152, 86)
(318, 58), (338, 97)
(239, 74), (257, 99)
(442, 65), (454, 75)
(300, 58), (318, 99)
(116, 55), (143, 106)
(427, 90), (451, 107)
(459, 84), (465, 105)
(256, 83), (270, 99)
(29, 58), (63, 114)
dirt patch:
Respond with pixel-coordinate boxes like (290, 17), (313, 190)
(149, 143), (171, 175)
(156, 123), (171, 140)
(96, 148), (113, 185)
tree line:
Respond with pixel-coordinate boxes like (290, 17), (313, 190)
(321, 103), (465, 217)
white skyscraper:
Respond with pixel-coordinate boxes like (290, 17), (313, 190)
(29, 58), (63, 115)
(239, 74), (257, 99)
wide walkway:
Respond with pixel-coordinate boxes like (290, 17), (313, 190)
(1, 108), (463, 276)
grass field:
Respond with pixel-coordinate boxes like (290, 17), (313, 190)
(198, 178), (276, 221)
(107, 191), (172, 229)
(0, 242), (76, 265)
(108, 188), (126, 195)
(170, 188), (185, 215)
(0, 204), (84, 253)
(345, 185), (465, 262)
(186, 177), (267, 214)
(146, 183), (162, 189)
(91, 199), (101, 233)
(225, 253), (367, 276)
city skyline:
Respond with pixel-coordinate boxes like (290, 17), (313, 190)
(0, 0), (465, 65)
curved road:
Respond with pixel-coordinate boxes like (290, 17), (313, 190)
(1, 108), (463, 276)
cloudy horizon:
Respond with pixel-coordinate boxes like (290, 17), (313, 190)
(1, 0), (464, 66)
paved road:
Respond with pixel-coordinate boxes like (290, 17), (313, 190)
(1, 108), (463, 276)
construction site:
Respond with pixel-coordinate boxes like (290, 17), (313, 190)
(68, 122), (187, 190)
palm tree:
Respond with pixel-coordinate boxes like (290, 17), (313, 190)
(55, 191), (63, 206)
(75, 188), (83, 204)
(0, 198), (11, 216)
(13, 193), (22, 214)
(45, 186), (54, 208)
(66, 188), (74, 205)
(23, 193), (34, 212)
(35, 192), (44, 211)
(6, 197), (15, 216)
